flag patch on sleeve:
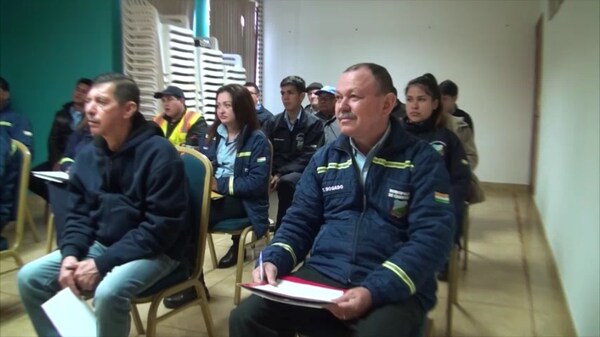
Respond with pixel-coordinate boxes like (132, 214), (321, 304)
(434, 192), (450, 204)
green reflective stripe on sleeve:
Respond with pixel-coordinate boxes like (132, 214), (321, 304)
(23, 130), (33, 137)
(372, 158), (414, 169)
(59, 157), (75, 165)
(228, 176), (234, 195)
(272, 243), (297, 266)
(237, 151), (251, 157)
(316, 159), (352, 174)
(0, 121), (12, 127)
(382, 261), (416, 294)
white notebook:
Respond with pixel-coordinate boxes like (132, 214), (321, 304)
(240, 276), (345, 308)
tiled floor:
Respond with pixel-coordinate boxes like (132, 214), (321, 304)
(0, 185), (576, 336)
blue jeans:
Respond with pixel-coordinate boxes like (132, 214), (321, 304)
(17, 241), (179, 337)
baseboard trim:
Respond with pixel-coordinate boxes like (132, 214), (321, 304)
(480, 181), (530, 193)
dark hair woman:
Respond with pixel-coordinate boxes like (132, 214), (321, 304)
(203, 84), (270, 267)
(165, 84), (271, 309)
(402, 74), (472, 279)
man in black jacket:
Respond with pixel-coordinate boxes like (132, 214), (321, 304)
(244, 81), (273, 126)
(264, 75), (324, 229)
(29, 78), (92, 200)
(439, 80), (474, 133)
(18, 73), (191, 337)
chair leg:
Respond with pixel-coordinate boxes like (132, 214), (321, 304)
(450, 247), (459, 305)
(145, 296), (164, 337)
(446, 246), (459, 337)
(462, 205), (470, 270)
(46, 213), (55, 253)
(207, 233), (218, 270)
(196, 284), (216, 337)
(25, 207), (40, 242)
(234, 229), (250, 305)
(130, 304), (145, 335)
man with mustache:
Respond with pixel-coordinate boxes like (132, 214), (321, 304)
(153, 85), (208, 147)
(18, 73), (191, 337)
(230, 63), (455, 337)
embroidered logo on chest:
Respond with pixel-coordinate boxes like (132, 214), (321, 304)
(389, 188), (410, 218)
(430, 140), (447, 156)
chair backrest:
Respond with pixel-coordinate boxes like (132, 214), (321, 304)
(176, 146), (213, 279)
(11, 139), (31, 249)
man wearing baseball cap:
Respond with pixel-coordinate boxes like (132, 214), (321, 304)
(304, 82), (322, 115)
(153, 85), (207, 147)
(314, 85), (341, 144)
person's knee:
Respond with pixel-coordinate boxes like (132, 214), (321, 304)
(94, 281), (128, 311)
(17, 265), (31, 290)
(229, 302), (249, 326)
(17, 262), (38, 290)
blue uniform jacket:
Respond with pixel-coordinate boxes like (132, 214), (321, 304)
(0, 127), (19, 228)
(60, 113), (191, 276)
(59, 126), (93, 172)
(262, 118), (455, 311)
(201, 127), (271, 238)
(262, 108), (324, 176)
(0, 101), (34, 156)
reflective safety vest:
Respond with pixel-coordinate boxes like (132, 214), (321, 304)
(153, 109), (201, 146)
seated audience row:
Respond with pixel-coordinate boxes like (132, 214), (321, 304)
(12, 63), (481, 337)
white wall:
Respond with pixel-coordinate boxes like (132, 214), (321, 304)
(263, 0), (539, 184)
(535, 0), (600, 336)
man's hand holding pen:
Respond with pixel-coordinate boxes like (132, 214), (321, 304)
(252, 260), (278, 285)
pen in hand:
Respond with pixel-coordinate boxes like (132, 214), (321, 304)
(259, 251), (264, 283)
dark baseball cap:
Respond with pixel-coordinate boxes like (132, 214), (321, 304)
(154, 85), (185, 99)
(305, 82), (323, 92)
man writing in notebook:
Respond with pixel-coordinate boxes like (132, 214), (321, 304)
(230, 63), (455, 337)
(17, 73), (191, 337)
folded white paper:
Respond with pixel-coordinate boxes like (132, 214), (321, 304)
(33, 171), (69, 184)
(41, 288), (96, 337)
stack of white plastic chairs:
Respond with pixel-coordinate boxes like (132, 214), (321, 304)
(159, 24), (202, 114)
(196, 47), (225, 124)
(121, 0), (164, 120)
(223, 54), (247, 86)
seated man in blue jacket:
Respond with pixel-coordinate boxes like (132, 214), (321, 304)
(262, 75), (324, 235)
(0, 127), (19, 251)
(230, 63), (455, 337)
(17, 73), (191, 337)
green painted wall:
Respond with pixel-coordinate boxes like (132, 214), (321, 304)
(0, 0), (121, 165)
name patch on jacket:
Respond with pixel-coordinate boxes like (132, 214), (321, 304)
(322, 184), (344, 193)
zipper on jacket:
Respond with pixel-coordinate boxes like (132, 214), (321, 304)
(106, 158), (113, 190)
(348, 154), (366, 285)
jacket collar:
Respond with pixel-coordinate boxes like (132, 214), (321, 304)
(94, 112), (159, 156)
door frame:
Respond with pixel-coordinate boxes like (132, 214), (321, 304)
(529, 15), (544, 194)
